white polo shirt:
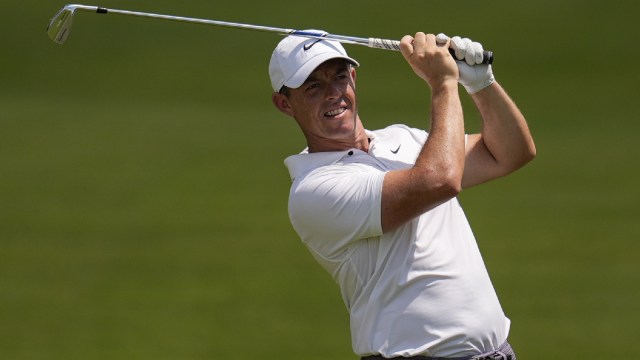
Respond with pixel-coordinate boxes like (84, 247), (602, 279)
(284, 124), (510, 358)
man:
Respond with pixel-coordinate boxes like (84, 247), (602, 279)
(269, 31), (536, 360)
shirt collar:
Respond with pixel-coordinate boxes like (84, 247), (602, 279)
(285, 130), (377, 181)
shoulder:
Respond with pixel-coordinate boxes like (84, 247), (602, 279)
(371, 124), (428, 144)
(367, 125), (428, 163)
(293, 151), (385, 193)
(284, 151), (346, 181)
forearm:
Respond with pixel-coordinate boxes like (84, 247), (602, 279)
(382, 82), (464, 231)
(382, 32), (466, 232)
(472, 82), (536, 170)
(416, 82), (465, 181)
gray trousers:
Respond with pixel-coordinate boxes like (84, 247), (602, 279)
(361, 342), (516, 360)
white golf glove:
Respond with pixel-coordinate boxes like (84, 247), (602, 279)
(436, 33), (495, 94)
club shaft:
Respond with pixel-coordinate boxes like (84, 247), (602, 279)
(86, 6), (372, 46)
(53, 5), (493, 63)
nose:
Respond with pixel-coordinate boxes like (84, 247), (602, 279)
(325, 82), (343, 101)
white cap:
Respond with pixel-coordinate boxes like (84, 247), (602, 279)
(269, 31), (359, 92)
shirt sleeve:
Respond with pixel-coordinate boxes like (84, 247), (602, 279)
(288, 163), (385, 259)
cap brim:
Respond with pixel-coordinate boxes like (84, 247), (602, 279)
(283, 53), (359, 90)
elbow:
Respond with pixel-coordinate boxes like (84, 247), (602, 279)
(427, 167), (463, 200)
(522, 141), (537, 165)
(382, 166), (462, 232)
(506, 148), (536, 174)
(529, 142), (537, 161)
(441, 174), (463, 198)
(508, 140), (537, 171)
(406, 164), (464, 206)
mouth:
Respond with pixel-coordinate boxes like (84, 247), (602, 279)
(324, 106), (348, 118)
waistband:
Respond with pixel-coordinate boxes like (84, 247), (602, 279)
(361, 341), (515, 360)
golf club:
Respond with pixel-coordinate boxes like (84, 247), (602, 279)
(47, 4), (493, 64)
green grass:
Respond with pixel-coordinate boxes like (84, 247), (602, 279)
(2, 0), (640, 358)
(0, 97), (351, 359)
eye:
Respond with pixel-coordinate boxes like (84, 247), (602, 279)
(335, 71), (351, 83)
(305, 82), (320, 92)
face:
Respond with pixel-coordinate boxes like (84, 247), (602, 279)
(273, 59), (360, 149)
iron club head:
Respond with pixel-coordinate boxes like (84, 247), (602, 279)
(47, 5), (76, 44)
(47, 4), (98, 44)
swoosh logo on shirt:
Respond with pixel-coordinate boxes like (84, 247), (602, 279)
(391, 145), (401, 154)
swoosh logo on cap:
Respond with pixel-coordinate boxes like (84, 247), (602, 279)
(303, 39), (322, 51)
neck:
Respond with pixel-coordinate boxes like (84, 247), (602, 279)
(306, 120), (369, 153)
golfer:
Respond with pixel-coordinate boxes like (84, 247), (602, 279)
(269, 31), (535, 359)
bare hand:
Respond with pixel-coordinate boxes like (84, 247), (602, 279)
(399, 32), (459, 89)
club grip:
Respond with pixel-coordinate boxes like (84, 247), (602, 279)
(368, 38), (493, 65)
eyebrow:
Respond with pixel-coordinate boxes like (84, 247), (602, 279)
(303, 62), (350, 86)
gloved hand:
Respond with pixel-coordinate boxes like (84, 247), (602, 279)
(436, 33), (495, 94)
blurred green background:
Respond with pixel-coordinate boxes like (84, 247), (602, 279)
(2, 0), (639, 358)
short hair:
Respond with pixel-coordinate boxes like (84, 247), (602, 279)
(278, 86), (291, 97)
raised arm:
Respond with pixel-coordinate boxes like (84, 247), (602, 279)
(435, 34), (536, 188)
(437, 34), (536, 189)
(462, 82), (536, 188)
(380, 34), (536, 232)
(381, 33), (465, 232)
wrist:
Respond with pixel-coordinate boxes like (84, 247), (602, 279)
(458, 63), (495, 94)
(469, 80), (498, 98)
(429, 79), (459, 93)
(463, 74), (495, 94)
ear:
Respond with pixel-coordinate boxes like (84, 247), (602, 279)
(272, 92), (295, 117)
(350, 66), (357, 88)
